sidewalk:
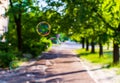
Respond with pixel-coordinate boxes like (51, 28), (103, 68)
(37, 48), (96, 83)
(0, 45), (96, 83)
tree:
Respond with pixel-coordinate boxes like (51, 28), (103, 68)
(8, 0), (40, 52)
(95, 0), (120, 63)
(60, 0), (120, 64)
(9, 0), (23, 52)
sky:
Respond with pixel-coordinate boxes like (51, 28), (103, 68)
(38, 0), (47, 7)
(38, 0), (65, 13)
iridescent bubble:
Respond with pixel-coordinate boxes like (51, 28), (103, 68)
(36, 21), (51, 36)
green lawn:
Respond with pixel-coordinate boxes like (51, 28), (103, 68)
(76, 48), (118, 67)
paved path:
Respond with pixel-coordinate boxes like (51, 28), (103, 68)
(38, 48), (96, 83)
(0, 42), (96, 83)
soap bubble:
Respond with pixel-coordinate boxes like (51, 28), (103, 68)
(36, 21), (51, 36)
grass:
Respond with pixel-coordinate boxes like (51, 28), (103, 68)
(76, 48), (120, 75)
(76, 49), (113, 67)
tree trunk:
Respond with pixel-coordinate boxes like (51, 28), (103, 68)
(113, 25), (120, 64)
(107, 42), (110, 50)
(10, 0), (22, 52)
(86, 39), (89, 51)
(16, 20), (22, 52)
(99, 43), (103, 57)
(113, 42), (119, 64)
(91, 41), (95, 53)
(81, 37), (85, 49)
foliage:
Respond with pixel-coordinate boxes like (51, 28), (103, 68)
(0, 51), (18, 68)
(0, 42), (10, 52)
(9, 60), (22, 70)
(6, 0), (42, 51)
(23, 37), (52, 58)
(40, 37), (52, 48)
(59, 33), (69, 42)
(5, 0), (53, 58)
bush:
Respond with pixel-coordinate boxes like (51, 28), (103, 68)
(9, 61), (21, 70)
(40, 37), (52, 49)
(30, 42), (43, 57)
(22, 37), (52, 58)
(0, 51), (17, 68)
(30, 37), (52, 57)
(0, 42), (10, 52)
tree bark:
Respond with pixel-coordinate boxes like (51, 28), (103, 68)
(16, 18), (22, 52)
(91, 41), (95, 53)
(86, 39), (89, 51)
(99, 43), (103, 57)
(81, 37), (85, 49)
(113, 25), (120, 64)
(113, 42), (119, 64)
(10, 0), (22, 52)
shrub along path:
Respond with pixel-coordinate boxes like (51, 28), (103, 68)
(0, 44), (96, 83)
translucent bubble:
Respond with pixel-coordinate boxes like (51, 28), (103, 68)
(36, 21), (51, 36)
